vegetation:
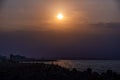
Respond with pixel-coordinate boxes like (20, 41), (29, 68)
(0, 63), (119, 80)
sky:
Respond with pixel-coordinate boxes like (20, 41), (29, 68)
(0, 0), (120, 59)
(0, 0), (120, 29)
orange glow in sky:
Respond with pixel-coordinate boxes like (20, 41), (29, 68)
(57, 13), (64, 20)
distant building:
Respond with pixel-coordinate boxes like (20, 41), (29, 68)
(10, 54), (27, 62)
(9, 54), (35, 62)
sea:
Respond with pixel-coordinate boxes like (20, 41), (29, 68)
(46, 60), (120, 73)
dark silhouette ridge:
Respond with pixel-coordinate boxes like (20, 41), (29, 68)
(0, 63), (119, 80)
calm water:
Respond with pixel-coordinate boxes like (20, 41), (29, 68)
(49, 60), (120, 73)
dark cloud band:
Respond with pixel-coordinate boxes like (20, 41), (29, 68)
(0, 0), (5, 9)
(115, 0), (120, 11)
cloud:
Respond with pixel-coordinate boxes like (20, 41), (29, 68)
(0, 23), (120, 59)
(115, 0), (120, 10)
(0, 0), (5, 10)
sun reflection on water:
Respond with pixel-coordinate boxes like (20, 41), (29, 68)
(50, 60), (74, 69)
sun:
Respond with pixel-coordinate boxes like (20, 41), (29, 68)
(57, 13), (64, 20)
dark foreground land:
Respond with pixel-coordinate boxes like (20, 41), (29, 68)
(0, 63), (120, 80)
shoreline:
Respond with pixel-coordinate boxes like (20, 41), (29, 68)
(0, 62), (119, 80)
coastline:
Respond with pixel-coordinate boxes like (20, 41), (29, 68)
(0, 62), (119, 80)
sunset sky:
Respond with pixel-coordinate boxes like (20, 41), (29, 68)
(0, 0), (120, 59)
(0, 0), (120, 29)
